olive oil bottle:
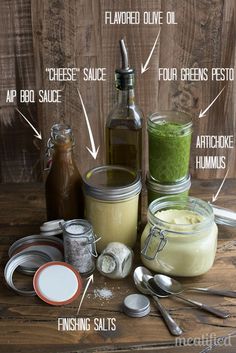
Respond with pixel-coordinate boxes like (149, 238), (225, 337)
(106, 39), (143, 172)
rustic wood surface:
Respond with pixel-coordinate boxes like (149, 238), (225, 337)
(0, 179), (236, 352)
(0, 0), (235, 182)
(0, 0), (41, 183)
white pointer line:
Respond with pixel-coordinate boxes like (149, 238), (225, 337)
(199, 86), (226, 118)
(141, 28), (161, 74)
(15, 108), (42, 140)
(212, 168), (229, 203)
(77, 88), (99, 160)
(77, 274), (94, 315)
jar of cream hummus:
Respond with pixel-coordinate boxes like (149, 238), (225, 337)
(141, 196), (218, 277)
(83, 165), (142, 253)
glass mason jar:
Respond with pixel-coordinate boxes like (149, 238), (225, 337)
(146, 173), (191, 205)
(61, 219), (98, 276)
(141, 196), (218, 277)
(148, 111), (193, 183)
(83, 165), (142, 253)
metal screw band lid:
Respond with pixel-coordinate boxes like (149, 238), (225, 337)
(83, 165), (142, 201)
(8, 234), (64, 274)
(146, 173), (191, 194)
(4, 251), (51, 296)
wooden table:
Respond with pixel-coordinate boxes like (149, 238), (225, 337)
(1, 180), (236, 353)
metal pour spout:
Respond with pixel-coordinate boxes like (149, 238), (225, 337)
(119, 38), (129, 70)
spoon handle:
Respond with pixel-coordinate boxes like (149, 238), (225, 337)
(190, 287), (236, 298)
(175, 294), (230, 319)
(152, 296), (183, 336)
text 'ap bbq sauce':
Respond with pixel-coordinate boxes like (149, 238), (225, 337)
(45, 124), (84, 220)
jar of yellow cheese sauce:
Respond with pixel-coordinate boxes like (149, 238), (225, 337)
(83, 166), (142, 253)
(141, 196), (218, 277)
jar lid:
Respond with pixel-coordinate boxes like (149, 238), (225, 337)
(40, 220), (64, 236)
(83, 165), (142, 201)
(146, 173), (191, 194)
(123, 294), (150, 317)
(8, 235), (64, 274)
(210, 204), (236, 227)
(4, 250), (51, 296)
(33, 261), (83, 305)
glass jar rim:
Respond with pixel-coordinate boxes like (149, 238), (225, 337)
(148, 196), (214, 232)
(146, 173), (191, 194)
(62, 219), (93, 239)
(147, 110), (193, 134)
(83, 165), (142, 201)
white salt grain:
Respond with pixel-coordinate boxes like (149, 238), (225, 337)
(94, 288), (113, 300)
(66, 224), (85, 234)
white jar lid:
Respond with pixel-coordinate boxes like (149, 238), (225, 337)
(40, 219), (64, 236)
(33, 261), (83, 305)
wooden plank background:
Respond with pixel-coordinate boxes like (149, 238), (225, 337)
(0, 0), (235, 183)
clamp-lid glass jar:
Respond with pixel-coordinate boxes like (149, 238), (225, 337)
(148, 111), (192, 183)
(83, 165), (142, 253)
(146, 173), (191, 205)
(61, 219), (97, 275)
(141, 196), (218, 277)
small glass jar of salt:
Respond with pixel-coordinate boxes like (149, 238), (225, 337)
(97, 242), (133, 279)
(61, 219), (97, 275)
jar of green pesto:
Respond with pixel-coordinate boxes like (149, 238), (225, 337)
(146, 173), (191, 205)
(148, 111), (193, 183)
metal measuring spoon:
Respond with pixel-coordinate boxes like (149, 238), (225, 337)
(133, 266), (182, 336)
(150, 274), (230, 319)
(154, 274), (236, 298)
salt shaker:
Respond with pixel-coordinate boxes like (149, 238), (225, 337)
(97, 242), (133, 279)
(61, 219), (97, 276)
